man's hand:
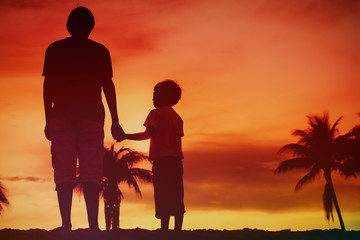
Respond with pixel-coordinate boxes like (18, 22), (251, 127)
(111, 122), (125, 142)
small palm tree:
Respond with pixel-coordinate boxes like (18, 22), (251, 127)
(102, 145), (152, 230)
(0, 182), (9, 215)
(274, 113), (346, 230)
(75, 145), (152, 230)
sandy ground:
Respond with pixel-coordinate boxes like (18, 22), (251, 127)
(0, 228), (359, 240)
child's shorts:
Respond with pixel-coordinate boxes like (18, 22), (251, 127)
(49, 117), (104, 187)
(152, 156), (185, 218)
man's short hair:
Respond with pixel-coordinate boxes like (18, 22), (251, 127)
(67, 7), (95, 37)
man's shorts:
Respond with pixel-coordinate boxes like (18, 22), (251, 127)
(49, 118), (104, 187)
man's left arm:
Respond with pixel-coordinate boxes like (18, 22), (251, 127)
(43, 77), (54, 141)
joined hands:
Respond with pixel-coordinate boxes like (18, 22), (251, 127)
(111, 122), (125, 142)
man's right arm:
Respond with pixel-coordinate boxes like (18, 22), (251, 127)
(102, 78), (124, 141)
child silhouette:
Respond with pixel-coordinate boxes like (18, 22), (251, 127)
(122, 80), (185, 231)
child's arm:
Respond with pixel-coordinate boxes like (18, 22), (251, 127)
(120, 126), (155, 141)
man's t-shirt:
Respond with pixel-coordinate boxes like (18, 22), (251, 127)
(144, 106), (184, 159)
(43, 37), (113, 123)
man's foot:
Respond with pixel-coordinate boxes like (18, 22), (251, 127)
(157, 228), (170, 232)
(51, 225), (72, 233)
(87, 227), (101, 232)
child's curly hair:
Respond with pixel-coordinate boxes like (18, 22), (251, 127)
(154, 80), (182, 107)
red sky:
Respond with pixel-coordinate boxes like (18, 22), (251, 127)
(0, 0), (359, 231)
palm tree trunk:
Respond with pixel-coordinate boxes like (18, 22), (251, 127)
(105, 201), (111, 230)
(328, 176), (346, 231)
(113, 204), (120, 229)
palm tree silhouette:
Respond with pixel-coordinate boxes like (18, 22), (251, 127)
(102, 145), (152, 230)
(76, 145), (152, 230)
(274, 113), (346, 230)
(0, 182), (9, 215)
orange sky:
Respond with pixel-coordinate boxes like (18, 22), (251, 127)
(0, 0), (360, 231)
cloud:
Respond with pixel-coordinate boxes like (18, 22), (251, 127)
(0, 0), (46, 9)
(117, 139), (360, 214)
(0, 0), (196, 76)
(90, 0), (197, 60)
(181, 142), (360, 212)
(253, 0), (360, 28)
(0, 176), (51, 183)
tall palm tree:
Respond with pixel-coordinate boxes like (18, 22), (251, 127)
(274, 113), (346, 230)
(102, 145), (153, 230)
(0, 182), (9, 215)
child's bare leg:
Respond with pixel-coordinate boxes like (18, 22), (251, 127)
(56, 182), (73, 231)
(175, 213), (184, 231)
(161, 215), (170, 230)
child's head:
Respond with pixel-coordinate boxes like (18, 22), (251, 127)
(153, 80), (182, 108)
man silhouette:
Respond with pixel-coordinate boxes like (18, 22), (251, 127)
(43, 7), (124, 231)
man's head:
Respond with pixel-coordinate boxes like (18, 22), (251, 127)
(67, 7), (95, 37)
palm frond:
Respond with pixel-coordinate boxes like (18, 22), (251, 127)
(323, 181), (334, 221)
(349, 125), (360, 137)
(114, 147), (130, 160)
(291, 129), (309, 138)
(307, 114), (321, 130)
(129, 168), (153, 183)
(334, 129), (360, 178)
(122, 151), (150, 167)
(278, 144), (309, 156)
(0, 183), (10, 214)
(124, 175), (142, 197)
(337, 157), (360, 178)
(330, 116), (343, 135)
(274, 157), (313, 174)
(294, 165), (320, 191)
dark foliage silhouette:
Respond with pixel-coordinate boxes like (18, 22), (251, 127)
(0, 182), (9, 215)
(275, 112), (346, 230)
(76, 145), (152, 230)
(336, 123), (360, 178)
(102, 145), (152, 230)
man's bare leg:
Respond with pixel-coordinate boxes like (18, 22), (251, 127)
(56, 182), (73, 231)
(83, 182), (100, 230)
